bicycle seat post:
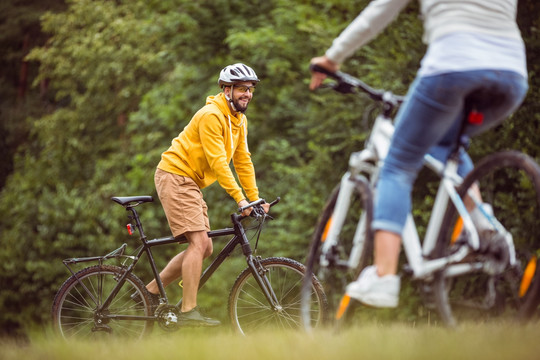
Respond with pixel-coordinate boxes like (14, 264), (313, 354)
(126, 205), (147, 243)
(448, 106), (481, 163)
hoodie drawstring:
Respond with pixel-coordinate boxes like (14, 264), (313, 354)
(228, 115), (234, 150)
(228, 114), (249, 152)
(244, 122), (249, 152)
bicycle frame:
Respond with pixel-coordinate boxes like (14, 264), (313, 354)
(303, 65), (537, 329)
(323, 113), (517, 282)
(405, 148), (516, 279)
(403, 155), (478, 279)
(62, 200), (282, 322)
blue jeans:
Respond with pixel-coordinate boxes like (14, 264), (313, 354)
(372, 70), (529, 235)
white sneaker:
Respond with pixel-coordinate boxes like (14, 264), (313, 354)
(346, 265), (400, 308)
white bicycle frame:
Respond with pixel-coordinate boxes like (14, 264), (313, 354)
(321, 113), (516, 281)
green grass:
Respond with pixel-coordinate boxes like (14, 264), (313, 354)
(3, 322), (540, 360)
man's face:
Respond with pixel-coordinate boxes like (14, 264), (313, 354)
(226, 81), (256, 113)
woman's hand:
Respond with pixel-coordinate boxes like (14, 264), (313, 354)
(309, 55), (339, 90)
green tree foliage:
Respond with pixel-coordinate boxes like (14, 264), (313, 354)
(0, 0), (66, 188)
(0, 0), (539, 337)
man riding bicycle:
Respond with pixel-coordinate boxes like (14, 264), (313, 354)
(143, 63), (270, 326)
(310, 0), (528, 308)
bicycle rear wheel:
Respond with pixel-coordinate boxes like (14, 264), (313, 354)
(52, 264), (154, 340)
(228, 257), (327, 335)
(301, 175), (373, 330)
(433, 150), (540, 326)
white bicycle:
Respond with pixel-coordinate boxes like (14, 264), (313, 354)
(301, 65), (540, 329)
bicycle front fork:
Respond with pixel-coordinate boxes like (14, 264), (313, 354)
(247, 255), (281, 311)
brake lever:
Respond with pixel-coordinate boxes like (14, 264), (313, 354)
(251, 205), (266, 219)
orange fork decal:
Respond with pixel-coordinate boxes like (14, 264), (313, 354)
(451, 217), (464, 245)
(335, 294), (351, 320)
(321, 218), (333, 243)
(520, 256), (537, 298)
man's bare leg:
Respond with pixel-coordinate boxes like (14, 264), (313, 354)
(146, 251), (186, 295)
(180, 230), (212, 312)
(145, 231), (212, 300)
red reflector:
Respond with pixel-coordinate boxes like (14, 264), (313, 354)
(127, 224), (134, 235)
(468, 110), (484, 125)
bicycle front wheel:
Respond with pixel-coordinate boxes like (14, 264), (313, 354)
(228, 257), (327, 335)
(52, 265), (154, 340)
(301, 175), (373, 330)
(433, 150), (540, 326)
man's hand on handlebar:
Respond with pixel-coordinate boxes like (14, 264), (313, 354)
(238, 199), (271, 217)
(260, 202), (271, 214)
(309, 55), (339, 90)
(238, 199), (252, 217)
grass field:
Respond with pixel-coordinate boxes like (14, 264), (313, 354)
(2, 321), (540, 360)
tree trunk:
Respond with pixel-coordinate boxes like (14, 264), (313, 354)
(17, 33), (30, 102)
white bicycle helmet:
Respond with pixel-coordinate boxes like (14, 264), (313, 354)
(218, 63), (260, 87)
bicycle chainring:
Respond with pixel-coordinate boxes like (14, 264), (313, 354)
(156, 304), (180, 331)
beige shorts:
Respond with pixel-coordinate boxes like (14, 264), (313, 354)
(154, 168), (210, 237)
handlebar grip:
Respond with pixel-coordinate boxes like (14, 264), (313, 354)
(310, 64), (339, 79)
(269, 197), (281, 207)
(237, 198), (266, 213)
(237, 197), (280, 215)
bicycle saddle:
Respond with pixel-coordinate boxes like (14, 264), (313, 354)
(111, 196), (154, 206)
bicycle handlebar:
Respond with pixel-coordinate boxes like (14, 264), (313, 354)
(237, 197), (281, 213)
(310, 64), (405, 106)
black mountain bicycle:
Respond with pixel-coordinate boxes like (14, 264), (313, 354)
(52, 197), (327, 339)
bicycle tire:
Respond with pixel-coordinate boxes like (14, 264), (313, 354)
(433, 150), (540, 326)
(228, 257), (327, 335)
(301, 175), (373, 330)
(52, 264), (154, 340)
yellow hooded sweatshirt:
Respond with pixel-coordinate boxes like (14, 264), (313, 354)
(157, 92), (259, 204)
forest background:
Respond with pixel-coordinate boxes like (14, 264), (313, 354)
(1, 0), (539, 338)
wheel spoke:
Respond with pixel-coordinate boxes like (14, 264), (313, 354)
(230, 258), (327, 334)
(434, 151), (540, 326)
(52, 265), (153, 340)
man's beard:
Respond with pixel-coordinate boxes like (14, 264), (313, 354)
(232, 96), (250, 113)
